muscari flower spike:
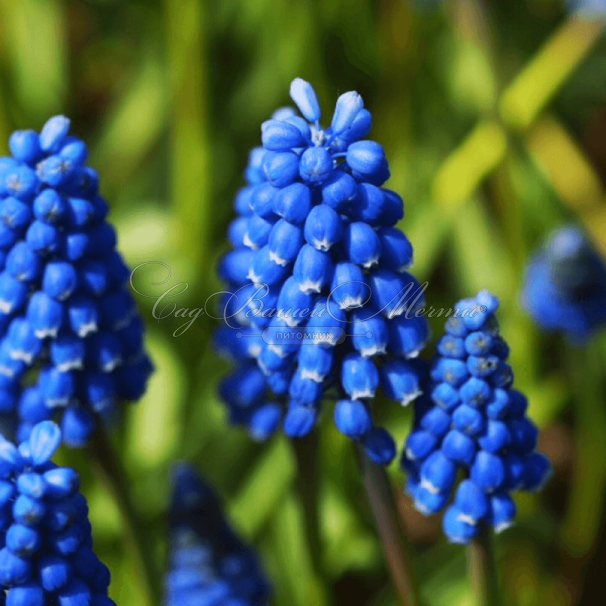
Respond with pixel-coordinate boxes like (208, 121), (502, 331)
(521, 225), (606, 342)
(402, 291), (552, 543)
(165, 463), (271, 606)
(216, 78), (430, 465)
(0, 420), (115, 604)
(0, 116), (153, 447)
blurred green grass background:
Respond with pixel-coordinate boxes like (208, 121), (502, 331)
(1, 1), (606, 604)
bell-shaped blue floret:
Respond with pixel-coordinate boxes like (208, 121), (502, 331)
(405, 430), (438, 462)
(340, 354), (379, 400)
(277, 278), (314, 327)
(520, 452), (552, 492)
(377, 227), (412, 272)
(298, 344), (333, 383)
(304, 205), (343, 252)
(388, 315), (430, 358)
(299, 147), (334, 184)
(272, 183), (311, 225)
(346, 141), (386, 179)
(333, 399), (373, 440)
(292, 245), (334, 294)
(431, 358), (469, 387)
(454, 480), (489, 525)
(262, 151), (300, 188)
(343, 222), (382, 268)
(283, 402), (318, 438)
(441, 430), (476, 467)
(420, 451), (457, 494)
(470, 451), (505, 493)
(268, 220), (304, 267)
(362, 428), (396, 466)
(349, 309), (388, 357)
(321, 171), (357, 212)
(419, 406), (451, 438)
(486, 492), (516, 533)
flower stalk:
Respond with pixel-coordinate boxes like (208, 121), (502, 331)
(292, 434), (326, 583)
(467, 527), (501, 606)
(87, 424), (162, 605)
(358, 445), (420, 606)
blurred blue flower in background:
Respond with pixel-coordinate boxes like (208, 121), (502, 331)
(216, 79), (431, 465)
(0, 116), (153, 447)
(0, 421), (116, 604)
(165, 463), (271, 606)
(521, 225), (606, 342)
(402, 292), (552, 543)
(568, 0), (606, 17)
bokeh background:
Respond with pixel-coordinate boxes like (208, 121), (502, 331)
(1, 0), (606, 604)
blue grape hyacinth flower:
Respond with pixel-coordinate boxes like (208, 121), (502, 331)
(0, 116), (153, 447)
(402, 292), (552, 543)
(521, 225), (606, 342)
(165, 463), (271, 606)
(0, 420), (116, 604)
(216, 78), (430, 465)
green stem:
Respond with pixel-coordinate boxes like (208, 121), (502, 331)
(357, 446), (420, 606)
(292, 434), (324, 580)
(558, 341), (606, 601)
(87, 424), (162, 605)
(165, 0), (211, 274)
(467, 526), (500, 606)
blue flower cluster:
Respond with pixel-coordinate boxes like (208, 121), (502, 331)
(216, 78), (430, 465)
(0, 421), (115, 604)
(402, 292), (552, 543)
(0, 116), (153, 447)
(165, 463), (271, 606)
(521, 225), (606, 342)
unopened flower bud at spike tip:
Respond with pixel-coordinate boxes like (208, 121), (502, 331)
(331, 91), (364, 135)
(289, 78), (321, 122)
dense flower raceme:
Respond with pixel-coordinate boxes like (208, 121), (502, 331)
(0, 421), (115, 605)
(402, 292), (552, 543)
(521, 225), (606, 342)
(0, 116), (153, 447)
(165, 463), (271, 606)
(215, 78), (430, 465)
